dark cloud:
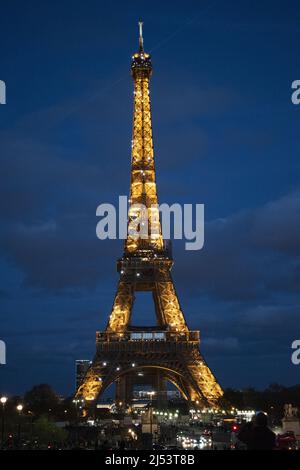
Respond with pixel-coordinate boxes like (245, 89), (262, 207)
(0, 215), (114, 290)
(174, 191), (300, 301)
(251, 192), (300, 255)
(203, 336), (240, 353)
(1, 190), (299, 296)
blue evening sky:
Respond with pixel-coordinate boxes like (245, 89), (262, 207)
(0, 0), (299, 395)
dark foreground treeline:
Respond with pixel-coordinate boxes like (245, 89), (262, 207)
(0, 383), (299, 449)
(1, 382), (300, 419)
(222, 383), (300, 416)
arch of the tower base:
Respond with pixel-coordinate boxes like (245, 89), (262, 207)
(95, 365), (202, 405)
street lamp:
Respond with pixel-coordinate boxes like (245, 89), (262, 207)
(72, 399), (84, 448)
(72, 400), (79, 432)
(147, 391), (155, 438)
(1, 396), (7, 450)
(16, 404), (23, 449)
(27, 410), (34, 448)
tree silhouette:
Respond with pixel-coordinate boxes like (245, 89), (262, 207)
(24, 384), (59, 415)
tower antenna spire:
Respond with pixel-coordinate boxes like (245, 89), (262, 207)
(138, 20), (144, 52)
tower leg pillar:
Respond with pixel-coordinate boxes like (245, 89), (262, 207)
(116, 374), (133, 408)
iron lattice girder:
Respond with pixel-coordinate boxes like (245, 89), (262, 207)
(126, 73), (164, 253)
(75, 35), (223, 408)
(76, 335), (223, 406)
(106, 255), (188, 334)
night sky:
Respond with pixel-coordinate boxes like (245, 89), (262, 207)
(1, 0), (300, 396)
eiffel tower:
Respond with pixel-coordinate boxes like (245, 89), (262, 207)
(76, 23), (223, 409)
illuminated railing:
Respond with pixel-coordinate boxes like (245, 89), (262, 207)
(96, 331), (200, 350)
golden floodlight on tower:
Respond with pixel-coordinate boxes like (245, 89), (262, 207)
(75, 23), (223, 409)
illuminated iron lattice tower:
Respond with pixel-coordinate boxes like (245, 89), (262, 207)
(76, 23), (223, 408)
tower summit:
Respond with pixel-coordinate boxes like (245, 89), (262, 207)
(75, 23), (223, 409)
(127, 22), (163, 254)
